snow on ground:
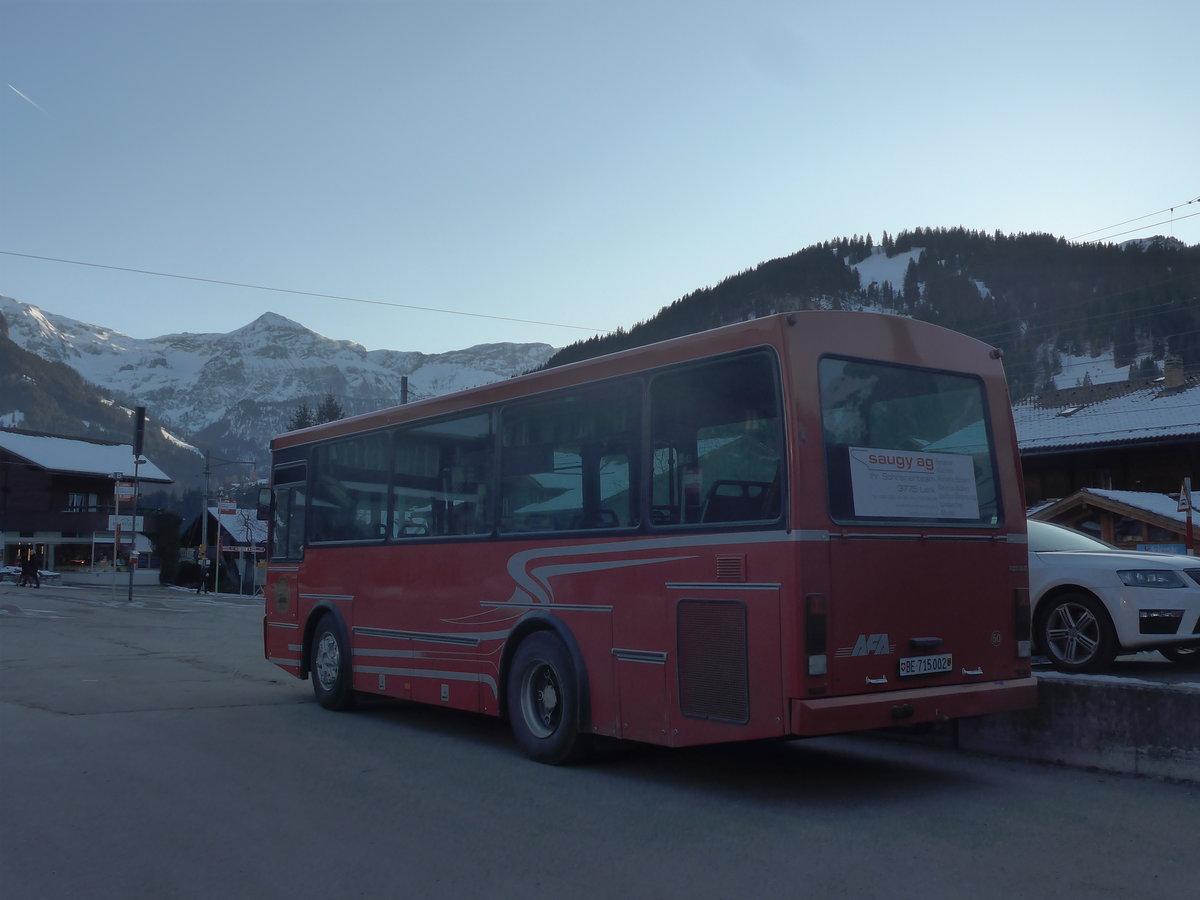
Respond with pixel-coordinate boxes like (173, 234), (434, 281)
(1053, 349), (1127, 388)
(1037, 669), (1200, 693)
(849, 247), (923, 290)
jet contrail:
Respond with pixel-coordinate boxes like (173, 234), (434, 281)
(8, 83), (47, 113)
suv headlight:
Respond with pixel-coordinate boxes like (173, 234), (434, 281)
(1117, 569), (1186, 588)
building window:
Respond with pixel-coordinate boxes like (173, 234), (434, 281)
(67, 492), (98, 512)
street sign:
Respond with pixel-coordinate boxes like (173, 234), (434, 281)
(115, 482), (136, 501)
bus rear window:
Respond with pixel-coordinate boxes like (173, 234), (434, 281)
(820, 357), (999, 525)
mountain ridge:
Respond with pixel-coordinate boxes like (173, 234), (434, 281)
(0, 295), (555, 476)
(4, 227), (1198, 493)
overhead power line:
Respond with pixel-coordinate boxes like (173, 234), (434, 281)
(0, 249), (608, 335)
(1079, 210), (1200, 245)
(1069, 195), (1200, 242)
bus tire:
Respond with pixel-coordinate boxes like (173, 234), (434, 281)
(310, 614), (356, 711)
(1038, 591), (1117, 673)
(507, 632), (592, 765)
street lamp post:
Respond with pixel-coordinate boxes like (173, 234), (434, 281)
(127, 453), (142, 603)
(126, 407), (146, 603)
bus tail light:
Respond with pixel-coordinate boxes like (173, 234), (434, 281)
(1014, 587), (1031, 658)
(806, 593), (828, 676)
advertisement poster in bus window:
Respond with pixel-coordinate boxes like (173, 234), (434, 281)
(847, 447), (979, 519)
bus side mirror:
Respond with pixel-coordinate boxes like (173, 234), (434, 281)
(257, 487), (273, 521)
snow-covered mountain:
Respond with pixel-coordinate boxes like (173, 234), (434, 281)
(0, 295), (555, 463)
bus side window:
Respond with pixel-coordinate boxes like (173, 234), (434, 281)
(650, 352), (784, 527)
(309, 435), (389, 543)
(499, 384), (639, 533)
(270, 463), (307, 560)
(392, 413), (493, 538)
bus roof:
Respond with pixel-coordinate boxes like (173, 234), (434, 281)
(271, 311), (1002, 451)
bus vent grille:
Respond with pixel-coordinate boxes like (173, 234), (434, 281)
(715, 555), (746, 582)
(676, 600), (749, 723)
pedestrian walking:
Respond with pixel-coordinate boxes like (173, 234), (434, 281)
(18, 554), (39, 588)
(196, 557), (210, 594)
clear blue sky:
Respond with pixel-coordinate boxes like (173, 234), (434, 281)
(3, 0), (1197, 354)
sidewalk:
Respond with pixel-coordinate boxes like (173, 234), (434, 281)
(0, 578), (262, 607)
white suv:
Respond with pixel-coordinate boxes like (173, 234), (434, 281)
(1028, 519), (1200, 672)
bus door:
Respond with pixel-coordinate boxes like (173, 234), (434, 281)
(817, 356), (1014, 697)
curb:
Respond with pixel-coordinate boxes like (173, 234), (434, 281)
(956, 672), (1200, 783)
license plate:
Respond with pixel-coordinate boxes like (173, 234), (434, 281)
(899, 653), (953, 676)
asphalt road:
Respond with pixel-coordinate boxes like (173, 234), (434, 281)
(2, 582), (1197, 899)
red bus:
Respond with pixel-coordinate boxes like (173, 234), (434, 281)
(262, 311), (1036, 763)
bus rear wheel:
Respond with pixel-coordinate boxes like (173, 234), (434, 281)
(310, 615), (356, 711)
(507, 632), (592, 765)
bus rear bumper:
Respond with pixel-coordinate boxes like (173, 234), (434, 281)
(790, 676), (1038, 737)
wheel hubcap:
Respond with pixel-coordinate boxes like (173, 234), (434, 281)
(314, 632), (340, 690)
(1046, 602), (1099, 665)
(522, 662), (561, 738)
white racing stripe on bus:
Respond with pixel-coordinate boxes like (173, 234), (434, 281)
(504, 530), (804, 606)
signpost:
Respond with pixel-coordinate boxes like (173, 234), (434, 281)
(1180, 478), (1194, 556)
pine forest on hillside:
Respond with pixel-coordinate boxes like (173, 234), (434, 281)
(2, 226), (1198, 510)
(543, 228), (1200, 400)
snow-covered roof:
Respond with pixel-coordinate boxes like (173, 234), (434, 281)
(1083, 488), (1199, 529)
(209, 507), (267, 545)
(1013, 380), (1200, 453)
(0, 429), (173, 482)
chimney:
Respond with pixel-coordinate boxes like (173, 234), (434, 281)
(1163, 355), (1184, 390)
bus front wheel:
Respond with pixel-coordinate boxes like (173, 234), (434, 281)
(310, 615), (356, 711)
(507, 632), (592, 765)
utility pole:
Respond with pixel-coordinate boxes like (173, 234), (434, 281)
(128, 407), (145, 603)
(201, 450), (211, 586)
(111, 472), (123, 600)
(200, 450), (256, 593)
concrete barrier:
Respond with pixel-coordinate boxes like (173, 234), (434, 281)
(956, 671), (1200, 784)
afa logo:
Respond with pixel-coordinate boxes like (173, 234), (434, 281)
(835, 633), (893, 658)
